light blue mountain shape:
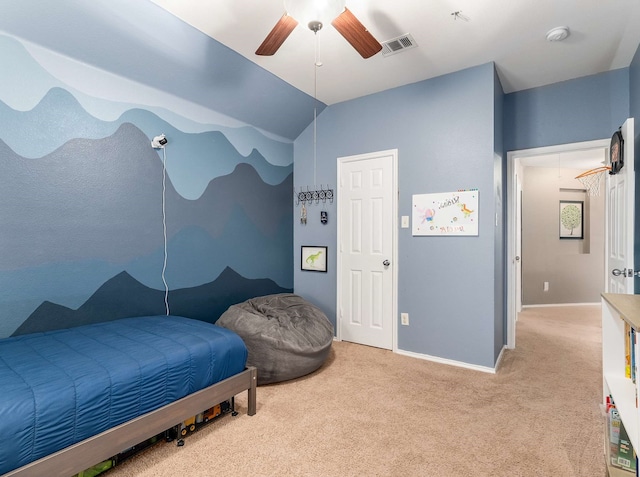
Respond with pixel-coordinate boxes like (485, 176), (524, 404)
(0, 33), (293, 167)
(121, 108), (292, 198)
(126, 207), (293, 292)
(0, 87), (117, 156)
(0, 87), (291, 199)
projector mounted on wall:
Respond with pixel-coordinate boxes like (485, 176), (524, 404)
(151, 134), (168, 149)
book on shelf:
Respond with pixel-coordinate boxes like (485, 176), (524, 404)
(607, 396), (638, 473)
(626, 322), (632, 379)
(618, 420), (637, 473)
(632, 327), (637, 384)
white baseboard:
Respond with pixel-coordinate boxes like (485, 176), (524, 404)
(395, 348), (498, 374)
(522, 302), (600, 308)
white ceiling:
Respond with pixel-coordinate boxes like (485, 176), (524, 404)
(150, 0), (640, 105)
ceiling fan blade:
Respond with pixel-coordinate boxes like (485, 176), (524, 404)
(331, 7), (382, 59)
(256, 14), (299, 56)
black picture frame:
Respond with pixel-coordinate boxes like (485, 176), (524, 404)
(301, 246), (328, 272)
(609, 129), (624, 175)
(559, 200), (584, 239)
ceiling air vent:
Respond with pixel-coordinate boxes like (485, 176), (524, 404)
(381, 34), (418, 57)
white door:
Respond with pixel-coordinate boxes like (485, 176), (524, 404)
(338, 150), (397, 350)
(606, 118), (635, 294)
(515, 174), (523, 314)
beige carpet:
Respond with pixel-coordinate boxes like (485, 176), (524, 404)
(106, 305), (605, 477)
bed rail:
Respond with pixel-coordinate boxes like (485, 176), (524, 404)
(3, 366), (257, 477)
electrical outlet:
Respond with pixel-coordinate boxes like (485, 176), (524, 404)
(543, 281), (549, 292)
(401, 313), (409, 326)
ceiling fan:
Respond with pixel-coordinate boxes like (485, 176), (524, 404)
(255, 0), (382, 59)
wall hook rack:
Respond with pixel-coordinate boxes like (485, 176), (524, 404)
(295, 185), (333, 206)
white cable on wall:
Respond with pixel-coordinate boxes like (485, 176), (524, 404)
(152, 134), (171, 316)
(161, 146), (170, 316)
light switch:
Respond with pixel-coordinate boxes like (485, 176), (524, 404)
(401, 216), (409, 228)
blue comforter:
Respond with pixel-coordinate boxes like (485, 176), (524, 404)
(0, 315), (247, 475)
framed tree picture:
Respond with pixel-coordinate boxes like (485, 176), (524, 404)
(559, 200), (584, 239)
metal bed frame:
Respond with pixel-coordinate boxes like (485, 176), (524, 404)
(3, 366), (257, 477)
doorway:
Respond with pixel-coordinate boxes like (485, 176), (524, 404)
(336, 149), (398, 350)
(506, 139), (610, 348)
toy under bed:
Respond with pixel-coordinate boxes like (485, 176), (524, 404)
(0, 315), (257, 476)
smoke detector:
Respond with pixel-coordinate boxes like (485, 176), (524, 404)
(546, 26), (570, 42)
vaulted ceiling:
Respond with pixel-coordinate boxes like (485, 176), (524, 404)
(2, 0), (639, 140)
(152, 0), (640, 104)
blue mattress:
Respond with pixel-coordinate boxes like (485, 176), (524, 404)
(0, 315), (247, 475)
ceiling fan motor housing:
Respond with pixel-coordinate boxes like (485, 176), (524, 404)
(308, 20), (323, 32)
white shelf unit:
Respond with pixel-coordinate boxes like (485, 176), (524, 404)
(602, 293), (640, 474)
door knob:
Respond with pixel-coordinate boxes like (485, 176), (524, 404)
(383, 260), (390, 266)
(612, 268), (640, 278)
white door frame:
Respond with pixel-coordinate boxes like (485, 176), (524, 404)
(506, 138), (609, 349)
(336, 149), (399, 351)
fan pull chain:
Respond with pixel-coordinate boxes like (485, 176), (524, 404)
(313, 29), (321, 189)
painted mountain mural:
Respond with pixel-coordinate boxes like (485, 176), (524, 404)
(0, 33), (293, 170)
(0, 87), (292, 200)
(14, 268), (289, 336)
(0, 123), (292, 269)
(0, 33), (294, 337)
(0, 122), (293, 336)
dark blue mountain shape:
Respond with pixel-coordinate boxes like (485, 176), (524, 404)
(0, 87), (292, 195)
(0, 204), (293, 338)
(0, 123), (165, 267)
(12, 267), (291, 336)
(0, 260), (126, 338)
(120, 108), (292, 193)
(168, 163), (292, 239)
(0, 123), (292, 269)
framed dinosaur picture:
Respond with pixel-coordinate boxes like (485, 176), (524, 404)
(301, 246), (328, 272)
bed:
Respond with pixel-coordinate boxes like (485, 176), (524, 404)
(0, 315), (257, 477)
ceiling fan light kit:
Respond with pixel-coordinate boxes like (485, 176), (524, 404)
(256, 1), (382, 58)
(284, 0), (345, 29)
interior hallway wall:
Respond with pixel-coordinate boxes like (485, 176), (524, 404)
(521, 167), (605, 305)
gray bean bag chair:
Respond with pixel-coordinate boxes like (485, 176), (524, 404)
(217, 293), (333, 385)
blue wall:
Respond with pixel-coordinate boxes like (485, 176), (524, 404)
(505, 65), (636, 294)
(494, 67), (506, 361)
(294, 63), (504, 369)
(0, 33), (294, 338)
(504, 69), (630, 152)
